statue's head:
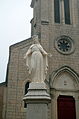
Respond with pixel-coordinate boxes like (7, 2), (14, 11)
(32, 35), (39, 44)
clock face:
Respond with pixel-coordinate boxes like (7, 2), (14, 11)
(55, 36), (74, 54)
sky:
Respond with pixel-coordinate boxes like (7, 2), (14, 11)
(0, 0), (33, 83)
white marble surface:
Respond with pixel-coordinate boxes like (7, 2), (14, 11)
(24, 35), (48, 83)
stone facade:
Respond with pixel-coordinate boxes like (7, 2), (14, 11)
(0, 0), (79, 119)
(4, 38), (33, 119)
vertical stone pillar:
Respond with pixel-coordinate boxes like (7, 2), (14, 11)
(23, 82), (51, 119)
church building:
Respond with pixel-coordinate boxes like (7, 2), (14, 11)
(0, 0), (79, 119)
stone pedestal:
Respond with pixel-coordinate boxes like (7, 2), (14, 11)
(23, 82), (51, 119)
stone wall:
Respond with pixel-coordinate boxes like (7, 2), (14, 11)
(0, 83), (6, 119)
(4, 38), (33, 119)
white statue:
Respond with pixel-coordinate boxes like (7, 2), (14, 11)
(24, 35), (48, 83)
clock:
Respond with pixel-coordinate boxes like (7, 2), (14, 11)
(55, 36), (74, 54)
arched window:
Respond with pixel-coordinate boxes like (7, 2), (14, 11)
(54, 0), (70, 24)
(64, 0), (70, 24)
(24, 82), (30, 108)
(25, 82), (29, 94)
(54, 0), (60, 23)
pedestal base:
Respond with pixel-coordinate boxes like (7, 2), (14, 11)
(23, 82), (51, 119)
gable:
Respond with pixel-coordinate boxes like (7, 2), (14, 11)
(50, 66), (79, 91)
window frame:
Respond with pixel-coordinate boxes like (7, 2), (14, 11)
(24, 81), (30, 108)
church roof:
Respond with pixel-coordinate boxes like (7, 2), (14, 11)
(10, 37), (32, 49)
